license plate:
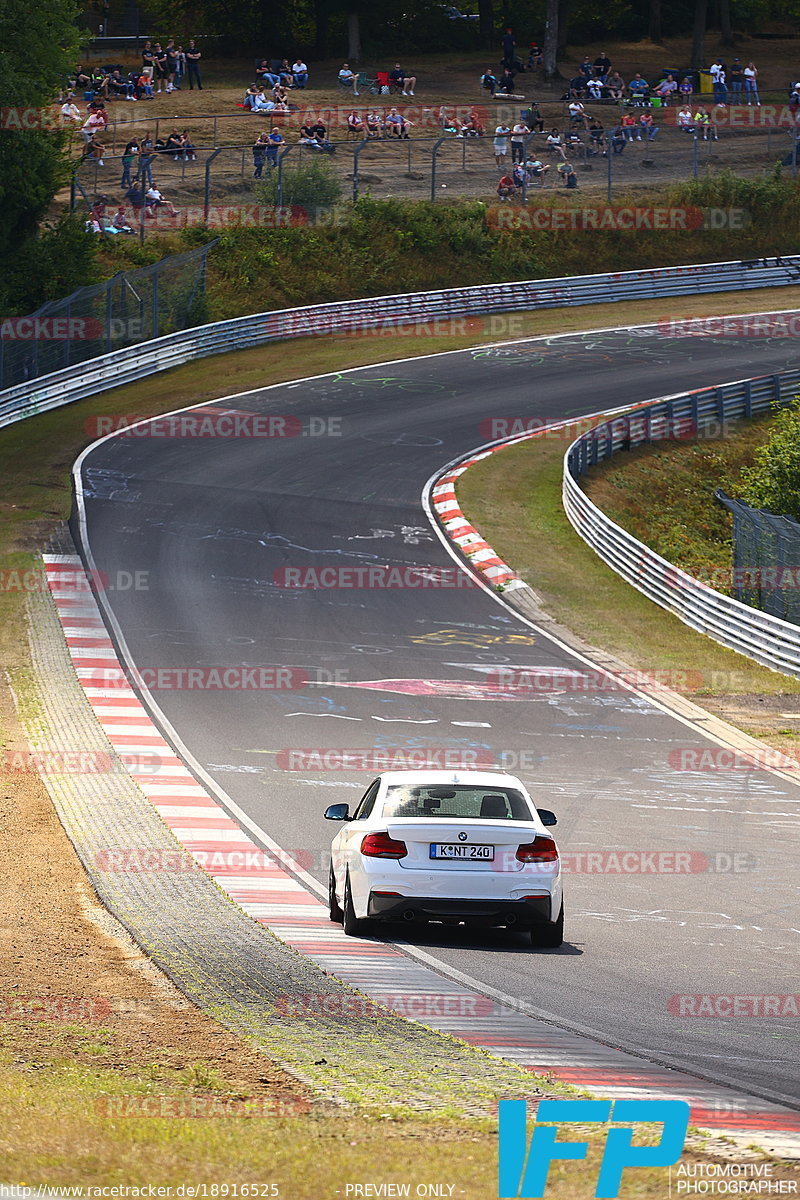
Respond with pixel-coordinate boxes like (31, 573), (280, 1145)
(429, 843), (494, 860)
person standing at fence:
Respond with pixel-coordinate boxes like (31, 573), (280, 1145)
(493, 122), (511, 166)
(728, 59), (743, 104)
(252, 133), (268, 177)
(186, 41), (202, 89)
(744, 62), (759, 105)
(510, 120), (529, 163)
(121, 139), (139, 187)
(266, 127), (284, 167)
(139, 134), (156, 185)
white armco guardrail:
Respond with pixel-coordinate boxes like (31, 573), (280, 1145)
(562, 368), (800, 677)
(2, 255), (800, 432)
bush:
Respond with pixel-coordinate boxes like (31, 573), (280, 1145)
(737, 397), (800, 520)
(255, 160), (342, 211)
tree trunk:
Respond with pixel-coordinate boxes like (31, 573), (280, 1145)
(557, 0), (569, 54)
(649, 0), (662, 44)
(315, 0), (329, 59)
(690, 0), (707, 69)
(347, 10), (361, 63)
(719, 0), (733, 44)
(478, 0), (494, 50)
(543, 0), (559, 79)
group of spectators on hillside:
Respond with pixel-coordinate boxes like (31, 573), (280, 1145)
(69, 40), (203, 104)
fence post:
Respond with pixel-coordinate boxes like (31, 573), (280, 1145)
(152, 260), (160, 338)
(105, 278), (113, 355)
(607, 137), (612, 202)
(203, 147), (223, 222)
(276, 144), (295, 207)
(430, 136), (447, 201)
(352, 138), (369, 202)
(692, 132), (699, 178)
(521, 131), (537, 205)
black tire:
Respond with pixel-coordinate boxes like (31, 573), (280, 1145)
(328, 865), (343, 923)
(342, 874), (370, 938)
(530, 901), (564, 948)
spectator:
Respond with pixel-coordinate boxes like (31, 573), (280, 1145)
(366, 110), (383, 136)
(389, 64), (416, 96)
(594, 51), (611, 79)
(243, 83), (261, 110)
(578, 55), (593, 79)
(165, 40), (179, 91)
(458, 109), (484, 137)
(272, 84), (290, 106)
(266, 127), (284, 166)
(497, 172), (518, 199)
(522, 102), (544, 133)
(524, 157), (550, 184)
(81, 108), (105, 151)
(141, 40), (154, 71)
(125, 181), (145, 212)
(186, 41), (202, 89)
(589, 117), (606, 153)
(60, 98), (81, 124)
(621, 111), (640, 141)
(654, 74), (677, 104)
(606, 70), (624, 100)
(501, 27), (517, 69)
(165, 128), (184, 158)
(138, 72), (154, 99)
(278, 60), (294, 87)
(744, 62), (759, 105)
(109, 68), (136, 99)
(252, 132), (268, 177)
(628, 72), (649, 101)
(339, 63), (359, 94)
(347, 110), (366, 134)
(252, 88), (275, 113)
(498, 67), (517, 95)
(510, 120), (529, 162)
(693, 105), (717, 140)
(710, 60), (727, 104)
(639, 110), (658, 140)
(257, 60), (280, 86)
(565, 130), (583, 154)
(527, 40), (543, 69)
(175, 45), (186, 88)
(300, 120), (335, 152)
(74, 65), (91, 89)
(145, 185), (180, 216)
(481, 68), (497, 96)
(729, 59), (744, 104)
(152, 42), (168, 93)
(611, 125), (626, 154)
(111, 206), (134, 233)
(292, 58), (309, 89)
(138, 134), (156, 185)
(568, 100), (589, 129)
(120, 139), (138, 186)
(557, 160), (578, 187)
(679, 75), (694, 101)
(493, 121), (511, 165)
(181, 129), (197, 160)
(385, 107), (411, 138)
(586, 76), (605, 101)
(546, 127), (564, 153)
(677, 105), (694, 131)
(81, 135), (105, 165)
(568, 74), (587, 98)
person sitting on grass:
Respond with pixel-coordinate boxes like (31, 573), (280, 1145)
(568, 100), (589, 129)
(272, 84), (290, 106)
(145, 185), (180, 217)
(458, 109), (484, 137)
(497, 67), (517, 95)
(522, 102), (544, 132)
(243, 83), (261, 109)
(639, 110), (658, 140)
(256, 60), (280, 86)
(366, 110), (383, 137)
(524, 157), (550, 184)
(347, 110), (366, 134)
(496, 172), (518, 199)
(677, 105), (694, 131)
(112, 206), (134, 233)
(165, 128), (184, 158)
(481, 68), (497, 96)
(611, 124), (626, 153)
(586, 76), (605, 101)
(621, 110), (640, 140)
(693, 105), (717, 140)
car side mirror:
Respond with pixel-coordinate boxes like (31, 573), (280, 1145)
(537, 808), (557, 826)
(324, 803), (351, 821)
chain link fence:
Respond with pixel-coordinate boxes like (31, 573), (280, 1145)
(715, 490), (800, 623)
(0, 242), (215, 389)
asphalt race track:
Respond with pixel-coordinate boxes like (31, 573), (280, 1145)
(74, 325), (800, 1108)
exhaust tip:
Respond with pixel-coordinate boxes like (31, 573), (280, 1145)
(505, 913), (517, 926)
(403, 909), (416, 921)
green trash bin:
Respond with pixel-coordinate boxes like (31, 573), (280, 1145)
(650, 96), (662, 108)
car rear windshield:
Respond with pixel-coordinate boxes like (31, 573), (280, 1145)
(382, 784), (532, 821)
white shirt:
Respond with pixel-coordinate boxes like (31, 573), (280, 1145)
(744, 66), (757, 79)
(293, 62), (307, 72)
(510, 123), (528, 140)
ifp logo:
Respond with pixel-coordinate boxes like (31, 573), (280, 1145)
(498, 1099), (689, 1197)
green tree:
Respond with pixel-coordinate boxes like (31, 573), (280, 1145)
(738, 399), (800, 521)
(0, 0), (88, 312)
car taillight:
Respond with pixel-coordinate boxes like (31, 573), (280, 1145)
(516, 838), (558, 863)
(361, 832), (408, 859)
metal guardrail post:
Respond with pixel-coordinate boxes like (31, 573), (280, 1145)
(520, 132), (537, 207)
(692, 133), (699, 179)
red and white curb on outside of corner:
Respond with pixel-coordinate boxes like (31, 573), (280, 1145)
(42, 552), (800, 1149)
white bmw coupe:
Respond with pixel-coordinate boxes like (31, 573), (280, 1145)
(325, 770), (563, 947)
